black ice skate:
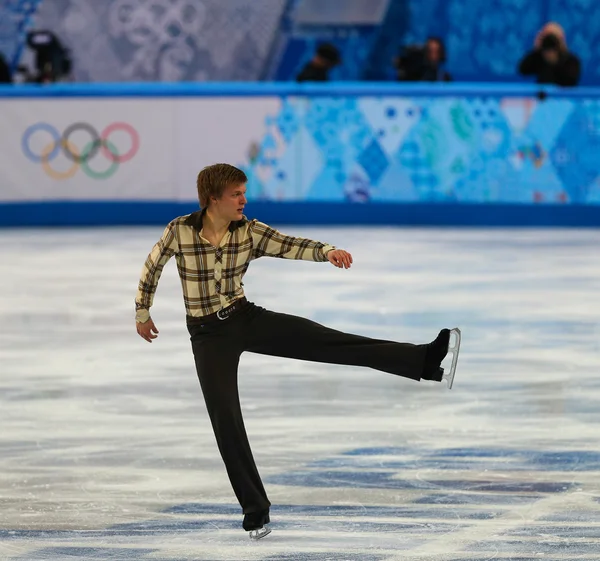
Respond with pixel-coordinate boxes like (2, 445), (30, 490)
(243, 510), (271, 540)
(423, 328), (461, 389)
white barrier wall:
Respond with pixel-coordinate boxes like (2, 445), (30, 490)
(1, 98), (283, 203)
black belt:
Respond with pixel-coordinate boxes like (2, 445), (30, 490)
(186, 297), (248, 325)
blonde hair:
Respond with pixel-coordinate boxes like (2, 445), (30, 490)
(539, 22), (567, 49)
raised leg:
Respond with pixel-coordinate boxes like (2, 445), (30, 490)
(246, 310), (427, 381)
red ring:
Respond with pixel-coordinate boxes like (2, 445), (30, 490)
(100, 122), (140, 163)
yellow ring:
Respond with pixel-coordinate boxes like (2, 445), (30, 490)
(41, 140), (79, 180)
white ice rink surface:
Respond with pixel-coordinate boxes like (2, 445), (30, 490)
(1, 225), (600, 561)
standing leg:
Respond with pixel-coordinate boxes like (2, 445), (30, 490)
(245, 310), (429, 381)
(188, 325), (271, 516)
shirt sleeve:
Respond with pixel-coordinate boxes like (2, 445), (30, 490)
(250, 221), (335, 262)
(135, 222), (178, 322)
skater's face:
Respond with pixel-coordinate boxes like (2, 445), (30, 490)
(211, 182), (247, 221)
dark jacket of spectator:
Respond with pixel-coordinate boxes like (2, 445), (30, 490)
(519, 49), (581, 86)
(296, 63), (329, 82)
(0, 53), (12, 83)
(519, 25), (581, 87)
(395, 37), (452, 82)
(296, 43), (341, 82)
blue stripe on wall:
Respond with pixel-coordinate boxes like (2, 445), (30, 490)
(3, 82), (600, 98)
(2, 201), (599, 228)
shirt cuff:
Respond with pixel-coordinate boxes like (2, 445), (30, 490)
(321, 244), (335, 261)
(135, 308), (151, 323)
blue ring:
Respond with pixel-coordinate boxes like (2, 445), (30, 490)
(22, 123), (61, 163)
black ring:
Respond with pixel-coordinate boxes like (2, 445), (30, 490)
(61, 122), (102, 163)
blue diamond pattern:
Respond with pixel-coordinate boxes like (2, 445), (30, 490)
(358, 139), (389, 185)
(276, 101), (300, 143)
(236, 96), (600, 204)
(550, 105), (600, 203)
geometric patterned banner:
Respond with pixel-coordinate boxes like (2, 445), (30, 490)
(242, 96), (600, 204)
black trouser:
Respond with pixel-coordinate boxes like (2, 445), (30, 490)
(187, 302), (427, 515)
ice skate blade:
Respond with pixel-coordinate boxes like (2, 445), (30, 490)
(249, 525), (271, 540)
(442, 328), (461, 389)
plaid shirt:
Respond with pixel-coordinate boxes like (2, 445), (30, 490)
(135, 210), (335, 322)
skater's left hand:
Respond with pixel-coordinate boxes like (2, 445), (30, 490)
(327, 249), (353, 269)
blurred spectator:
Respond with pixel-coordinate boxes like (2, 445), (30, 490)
(0, 52), (11, 83)
(394, 37), (451, 82)
(296, 43), (341, 82)
(518, 22), (580, 86)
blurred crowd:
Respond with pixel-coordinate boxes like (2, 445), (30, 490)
(0, 22), (582, 87)
(296, 22), (581, 87)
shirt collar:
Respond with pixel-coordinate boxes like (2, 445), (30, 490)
(184, 208), (247, 232)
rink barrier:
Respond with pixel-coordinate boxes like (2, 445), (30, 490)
(2, 201), (600, 228)
(3, 82), (600, 98)
(2, 82), (600, 227)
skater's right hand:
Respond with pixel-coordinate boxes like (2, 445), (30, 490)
(136, 318), (159, 343)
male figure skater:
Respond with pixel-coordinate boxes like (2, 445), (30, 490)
(135, 163), (460, 539)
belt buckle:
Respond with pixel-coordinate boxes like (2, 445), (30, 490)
(216, 308), (228, 321)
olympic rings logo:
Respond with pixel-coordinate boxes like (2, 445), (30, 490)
(22, 122), (140, 180)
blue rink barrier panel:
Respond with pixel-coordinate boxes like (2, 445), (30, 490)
(1, 82), (600, 227)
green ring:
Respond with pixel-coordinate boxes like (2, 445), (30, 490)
(81, 139), (119, 179)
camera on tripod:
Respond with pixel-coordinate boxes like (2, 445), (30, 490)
(15, 30), (72, 83)
(394, 37), (450, 82)
(395, 44), (429, 81)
